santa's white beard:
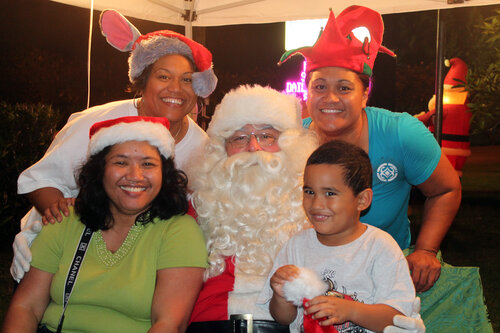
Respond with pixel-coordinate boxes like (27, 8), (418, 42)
(192, 149), (310, 279)
(221, 151), (287, 209)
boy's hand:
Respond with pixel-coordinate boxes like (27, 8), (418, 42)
(305, 295), (352, 326)
(270, 265), (300, 299)
(42, 198), (75, 224)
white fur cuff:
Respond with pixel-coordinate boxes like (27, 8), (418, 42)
(283, 267), (328, 306)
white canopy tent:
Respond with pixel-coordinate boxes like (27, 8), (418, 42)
(49, 0), (499, 38)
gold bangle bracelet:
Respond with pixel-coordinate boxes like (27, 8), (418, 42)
(417, 248), (438, 255)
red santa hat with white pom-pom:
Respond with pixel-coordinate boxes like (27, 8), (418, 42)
(88, 116), (175, 159)
(444, 57), (468, 90)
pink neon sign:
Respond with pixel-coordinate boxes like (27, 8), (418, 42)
(285, 61), (307, 100)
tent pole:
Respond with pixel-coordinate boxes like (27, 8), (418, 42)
(434, 9), (446, 146)
(85, 0), (95, 109)
(183, 0), (194, 38)
(185, 20), (193, 39)
(197, 0), (265, 15)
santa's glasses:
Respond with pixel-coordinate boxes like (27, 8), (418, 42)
(227, 130), (279, 149)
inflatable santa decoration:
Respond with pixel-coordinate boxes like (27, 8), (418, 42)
(416, 57), (472, 176)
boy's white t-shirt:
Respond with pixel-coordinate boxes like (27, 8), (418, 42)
(257, 225), (415, 333)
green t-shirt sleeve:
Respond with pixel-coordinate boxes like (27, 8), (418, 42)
(157, 215), (207, 270)
(31, 210), (81, 273)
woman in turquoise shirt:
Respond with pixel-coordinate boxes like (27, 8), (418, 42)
(281, 6), (461, 295)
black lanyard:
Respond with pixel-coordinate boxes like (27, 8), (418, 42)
(56, 226), (93, 333)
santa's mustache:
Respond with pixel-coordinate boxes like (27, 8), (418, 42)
(214, 150), (289, 207)
(222, 150), (284, 176)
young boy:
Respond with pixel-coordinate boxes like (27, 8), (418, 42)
(258, 140), (416, 333)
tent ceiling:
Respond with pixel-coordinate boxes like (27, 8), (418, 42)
(50, 0), (500, 26)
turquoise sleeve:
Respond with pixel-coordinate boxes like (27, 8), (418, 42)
(302, 117), (312, 129)
(398, 113), (442, 185)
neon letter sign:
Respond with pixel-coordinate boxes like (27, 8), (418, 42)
(285, 61), (307, 100)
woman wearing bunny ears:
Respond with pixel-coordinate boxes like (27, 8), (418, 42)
(3, 116), (207, 332)
(12, 10), (217, 282)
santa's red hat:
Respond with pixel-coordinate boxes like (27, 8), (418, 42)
(444, 58), (468, 89)
(279, 6), (395, 76)
(88, 116), (175, 159)
(207, 85), (303, 139)
(100, 10), (217, 98)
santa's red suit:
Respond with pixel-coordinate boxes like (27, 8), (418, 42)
(190, 257), (273, 321)
(417, 58), (472, 176)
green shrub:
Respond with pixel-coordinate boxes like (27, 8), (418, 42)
(467, 9), (500, 144)
(0, 101), (63, 246)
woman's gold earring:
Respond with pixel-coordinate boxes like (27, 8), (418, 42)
(133, 92), (144, 109)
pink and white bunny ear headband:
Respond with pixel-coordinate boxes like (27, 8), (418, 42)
(99, 9), (217, 98)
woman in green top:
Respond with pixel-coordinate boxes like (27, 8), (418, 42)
(3, 116), (207, 333)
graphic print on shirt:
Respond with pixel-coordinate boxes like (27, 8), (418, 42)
(321, 269), (367, 333)
(376, 162), (398, 183)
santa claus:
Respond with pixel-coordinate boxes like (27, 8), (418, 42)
(187, 84), (317, 331)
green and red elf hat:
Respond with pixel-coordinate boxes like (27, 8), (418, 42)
(278, 6), (395, 76)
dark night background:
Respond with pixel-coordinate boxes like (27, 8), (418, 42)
(0, 1), (499, 329)
(2, 0), (498, 126)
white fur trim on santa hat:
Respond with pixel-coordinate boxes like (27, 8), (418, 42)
(283, 267), (328, 306)
(89, 120), (175, 159)
(207, 85), (302, 139)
